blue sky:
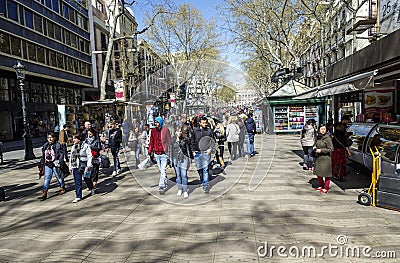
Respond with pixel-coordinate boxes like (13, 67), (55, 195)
(131, 0), (244, 69)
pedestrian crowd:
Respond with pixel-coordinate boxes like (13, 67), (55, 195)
(37, 108), (259, 202)
(300, 116), (352, 194)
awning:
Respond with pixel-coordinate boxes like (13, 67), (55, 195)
(294, 70), (378, 99)
(82, 99), (127, 106)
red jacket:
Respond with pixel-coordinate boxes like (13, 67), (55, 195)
(148, 126), (171, 154)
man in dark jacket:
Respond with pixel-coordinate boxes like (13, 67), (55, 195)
(148, 116), (171, 194)
(108, 121), (122, 176)
(244, 112), (256, 157)
(191, 116), (214, 193)
(38, 132), (66, 201)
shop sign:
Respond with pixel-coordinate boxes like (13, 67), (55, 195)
(114, 80), (125, 101)
(380, 0), (398, 22)
(364, 89), (394, 114)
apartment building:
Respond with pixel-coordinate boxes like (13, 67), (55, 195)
(0, 0), (92, 140)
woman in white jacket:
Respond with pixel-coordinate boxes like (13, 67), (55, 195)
(69, 133), (94, 203)
(226, 116), (240, 161)
(300, 119), (317, 170)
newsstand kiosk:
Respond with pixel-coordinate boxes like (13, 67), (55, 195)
(266, 80), (325, 133)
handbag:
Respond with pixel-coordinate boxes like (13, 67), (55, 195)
(333, 136), (351, 157)
(99, 153), (110, 168)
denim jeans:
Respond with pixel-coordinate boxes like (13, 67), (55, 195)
(302, 146), (314, 168)
(135, 146), (141, 163)
(246, 133), (255, 156)
(173, 158), (189, 192)
(194, 152), (211, 189)
(111, 147), (120, 171)
(43, 165), (65, 191)
(73, 168), (94, 199)
(155, 153), (168, 188)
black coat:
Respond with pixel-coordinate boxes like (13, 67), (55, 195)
(190, 127), (214, 152)
(108, 128), (122, 149)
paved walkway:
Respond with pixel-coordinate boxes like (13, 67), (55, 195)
(0, 134), (399, 262)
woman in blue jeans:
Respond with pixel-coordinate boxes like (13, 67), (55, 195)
(69, 133), (94, 203)
(168, 127), (192, 198)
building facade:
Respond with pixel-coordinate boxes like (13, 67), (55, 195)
(0, 0), (93, 140)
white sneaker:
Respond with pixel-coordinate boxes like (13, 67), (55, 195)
(91, 189), (96, 196)
(112, 171), (117, 176)
(117, 169), (121, 174)
(72, 198), (81, 203)
(177, 190), (182, 196)
(183, 192), (189, 198)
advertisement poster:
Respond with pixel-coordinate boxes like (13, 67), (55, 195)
(114, 80), (125, 101)
(364, 89), (394, 114)
(57, 104), (66, 128)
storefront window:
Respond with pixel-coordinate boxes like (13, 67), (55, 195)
(367, 126), (400, 163)
(0, 78), (9, 101)
(58, 86), (65, 104)
(0, 32), (10, 54)
(10, 36), (22, 57)
(31, 82), (43, 103)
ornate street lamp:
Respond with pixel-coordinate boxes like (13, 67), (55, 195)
(13, 61), (36, 160)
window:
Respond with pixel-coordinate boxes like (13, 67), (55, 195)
(10, 36), (21, 56)
(64, 30), (70, 46)
(52, 0), (59, 13)
(83, 17), (88, 30)
(79, 38), (84, 52)
(47, 21), (54, 38)
(77, 13), (83, 27)
(45, 0), (51, 8)
(73, 59), (80, 73)
(0, 32), (10, 54)
(49, 50), (56, 67)
(37, 46), (45, 63)
(31, 83), (42, 103)
(34, 13), (43, 33)
(100, 32), (107, 50)
(70, 33), (77, 48)
(54, 24), (62, 41)
(63, 4), (69, 19)
(0, 0), (5, 15)
(56, 52), (64, 69)
(96, 1), (103, 12)
(27, 43), (36, 61)
(68, 8), (75, 23)
(0, 78), (9, 101)
(7, 0), (18, 22)
(84, 41), (89, 54)
(24, 9), (33, 29)
(66, 56), (73, 71)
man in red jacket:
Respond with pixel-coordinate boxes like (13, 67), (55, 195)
(148, 116), (171, 194)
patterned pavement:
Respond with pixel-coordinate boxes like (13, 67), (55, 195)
(0, 134), (399, 262)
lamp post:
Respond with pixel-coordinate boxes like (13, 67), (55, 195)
(13, 61), (35, 160)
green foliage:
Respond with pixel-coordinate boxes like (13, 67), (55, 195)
(215, 85), (236, 102)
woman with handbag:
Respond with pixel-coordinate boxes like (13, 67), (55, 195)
(168, 126), (192, 198)
(331, 123), (351, 182)
(69, 133), (94, 203)
(314, 124), (334, 193)
(85, 128), (101, 189)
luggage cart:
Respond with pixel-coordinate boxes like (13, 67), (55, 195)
(358, 147), (381, 206)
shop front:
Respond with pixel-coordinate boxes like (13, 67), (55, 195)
(267, 80), (325, 133)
